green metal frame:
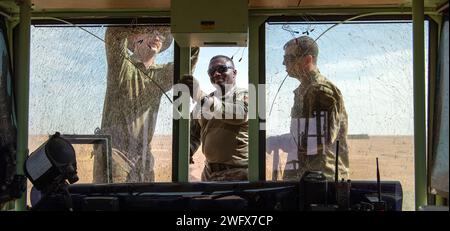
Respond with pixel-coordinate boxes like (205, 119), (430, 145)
(249, 7), (440, 16)
(15, 0), (30, 211)
(0, 7), (442, 19)
(248, 16), (267, 182)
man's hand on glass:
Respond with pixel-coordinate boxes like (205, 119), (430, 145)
(180, 75), (207, 102)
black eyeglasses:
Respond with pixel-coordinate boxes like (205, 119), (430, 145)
(208, 65), (234, 76)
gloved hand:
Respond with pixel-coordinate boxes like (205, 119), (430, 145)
(179, 75), (206, 102)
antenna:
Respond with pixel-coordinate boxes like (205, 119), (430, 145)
(334, 139), (350, 210)
(335, 140), (339, 183)
(376, 157), (381, 202)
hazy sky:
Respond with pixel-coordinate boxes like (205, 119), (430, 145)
(29, 21), (426, 136)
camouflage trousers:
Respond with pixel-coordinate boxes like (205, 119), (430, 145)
(201, 163), (248, 181)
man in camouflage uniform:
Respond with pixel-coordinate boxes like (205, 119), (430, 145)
(93, 26), (199, 183)
(282, 36), (349, 181)
(180, 55), (248, 181)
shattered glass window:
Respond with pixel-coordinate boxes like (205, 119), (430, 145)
(189, 47), (249, 182)
(265, 20), (428, 211)
(29, 25), (175, 186)
(431, 20), (449, 197)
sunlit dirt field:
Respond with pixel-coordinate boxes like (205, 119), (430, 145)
(28, 135), (414, 210)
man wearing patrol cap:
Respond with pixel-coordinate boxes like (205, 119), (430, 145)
(93, 26), (199, 183)
(282, 36), (349, 181)
(180, 55), (249, 181)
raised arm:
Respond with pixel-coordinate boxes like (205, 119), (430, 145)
(105, 27), (134, 73)
(106, 26), (174, 79)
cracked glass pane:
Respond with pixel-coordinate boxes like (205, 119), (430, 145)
(29, 25), (174, 187)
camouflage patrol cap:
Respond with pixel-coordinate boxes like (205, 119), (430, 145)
(284, 36), (319, 58)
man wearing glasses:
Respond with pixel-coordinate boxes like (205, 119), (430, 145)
(282, 36), (349, 181)
(180, 55), (249, 181)
(93, 26), (199, 183)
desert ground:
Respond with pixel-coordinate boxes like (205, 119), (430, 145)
(28, 134), (414, 210)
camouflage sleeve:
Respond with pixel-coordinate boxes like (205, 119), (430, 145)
(190, 115), (202, 159)
(212, 89), (248, 125)
(305, 84), (337, 110)
(105, 27), (131, 75)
